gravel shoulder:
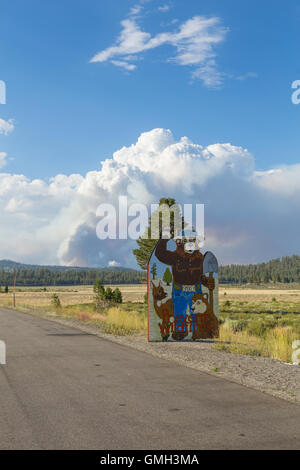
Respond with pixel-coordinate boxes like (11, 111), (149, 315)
(10, 306), (300, 406)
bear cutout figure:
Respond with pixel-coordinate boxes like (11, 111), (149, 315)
(148, 230), (219, 342)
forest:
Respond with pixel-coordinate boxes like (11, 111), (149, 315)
(218, 255), (300, 284)
(0, 255), (299, 286)
(0, 267), (146, 286)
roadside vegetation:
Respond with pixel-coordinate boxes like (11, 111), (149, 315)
(0, 280), (147, 337)
(54, 301), (147, 336)
(215, 300), (300, 363)
(42, 280), (146, 336)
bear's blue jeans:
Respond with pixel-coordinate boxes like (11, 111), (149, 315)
(172, 283), (202, 334)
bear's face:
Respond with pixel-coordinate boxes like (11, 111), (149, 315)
(175, 235), (202, 255)
(175, 242), (203, 263)
(175, 240), (196, 257)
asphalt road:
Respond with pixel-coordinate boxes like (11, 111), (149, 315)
(0, 307), (300, 450)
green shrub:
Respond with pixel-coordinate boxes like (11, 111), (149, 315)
(93, 279), (105, 298)
(246, 322), (267, 337)
(104, 287), (113, 301)
(225, 319), (247, 333)
(51, 293), (61, 309)
(112, 288), (123, 304)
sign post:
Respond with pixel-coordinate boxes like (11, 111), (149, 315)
(13, 276), (16, 308)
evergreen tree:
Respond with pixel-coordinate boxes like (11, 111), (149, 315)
(150, 263), (157, 280)
(113, 288), (122, 304)
(163, 267), (172, 286)
(93, 279), (105, 299)
(104, 287), (114, 301)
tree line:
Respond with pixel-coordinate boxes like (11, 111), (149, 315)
(218, 255), (300, 284)
(0, 256), (299, 287)
(0, 267), (146, 287)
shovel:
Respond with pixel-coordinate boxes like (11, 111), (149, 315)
(203, 251), (218, 309)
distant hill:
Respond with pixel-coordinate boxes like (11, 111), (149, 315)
(0, 259), (146, 286)
(0, 259), (73, 272)
(0, 259), (137, 273)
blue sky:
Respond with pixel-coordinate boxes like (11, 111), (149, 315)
(1, 0), (299, 178)
(0, 0), (299, 267)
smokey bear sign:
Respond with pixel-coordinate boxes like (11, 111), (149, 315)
(148, 230), (219, 342)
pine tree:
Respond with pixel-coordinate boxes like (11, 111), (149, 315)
(113, 288), (123, 304)
(163, 267), (172, 285)
(150, 263), (157, 280)
(93, 279), (105, 298)
(94, 279), (106, 310)
(104, 287), (113, 301)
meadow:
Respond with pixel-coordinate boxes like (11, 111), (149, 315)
(0, 284), (300, 364)
(0, 284), (147, 307)
(217, 286), (300, 360)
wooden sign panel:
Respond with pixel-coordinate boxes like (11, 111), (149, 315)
(148, 236), (219, 342)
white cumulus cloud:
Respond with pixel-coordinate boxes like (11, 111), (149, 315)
(0, 128), (299, 267)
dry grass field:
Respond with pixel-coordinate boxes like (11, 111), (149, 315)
(0, 284), (147, 308)
(219, 286), (300, 303)
(1, 284), (299, 309)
